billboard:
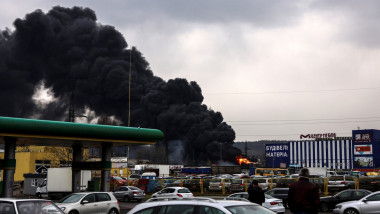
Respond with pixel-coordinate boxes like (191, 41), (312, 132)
(265, 143), (289, 168)
(354, 133), (371, 143)
(354, 156), (373, 168)
(354, 145), (372, 155)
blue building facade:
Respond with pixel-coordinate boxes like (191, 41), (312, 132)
(265, 129), (380, 171)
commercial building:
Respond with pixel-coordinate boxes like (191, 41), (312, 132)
(265, 129), (380, 172)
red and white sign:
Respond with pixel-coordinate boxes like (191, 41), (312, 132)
(354, 145), (372, 155)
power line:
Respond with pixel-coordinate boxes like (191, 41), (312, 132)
(205, 86), (380, 95)
(230, 119), (380, 126)
(227, 116), (380, 123)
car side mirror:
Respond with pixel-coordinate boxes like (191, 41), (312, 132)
(363, 199), (368, 203)
(81, 200), (89, 204)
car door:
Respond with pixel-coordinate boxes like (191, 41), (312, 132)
(79, 193), (98, 214)
(360, 193), (380, 214)
(96, 193), (113, 214)
(333, 190), (352, 207)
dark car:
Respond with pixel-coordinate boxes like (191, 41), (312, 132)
(265, 188), (289, 208)
(319, 189), (372, 212)
(182, 179), (202, 192)
(358, 176), (380, 191)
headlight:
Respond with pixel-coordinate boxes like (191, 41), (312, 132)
(59, 207), (66, 211)
(335, 205), (342, 209)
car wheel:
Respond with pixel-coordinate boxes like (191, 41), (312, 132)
(123, 195), (130, 202)
(69, 211), (79, 214)
(109, 208), (119, 214)
(36, 193), (42, 199)
(320, 202), (329, 212)
(344, 208), (359, 214)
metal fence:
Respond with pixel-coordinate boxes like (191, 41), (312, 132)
(129, 176), (380, 196)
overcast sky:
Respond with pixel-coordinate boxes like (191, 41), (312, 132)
(1, 0), (380, 141)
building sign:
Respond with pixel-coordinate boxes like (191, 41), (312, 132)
(354, 133), (371, 143)
(354, 156), (373, 168)
(265, 145), (289, 158)
(300, 133), (336, 139)
(354, 145), (372, 155)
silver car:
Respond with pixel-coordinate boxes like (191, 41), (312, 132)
(112, 186), (146, 202)
(56, 192), (120, 214)
(127, 197), (276, 214)
(0, 198), (64, 214)
(333, 191), (380, 214)
(208, 178), (232, 192)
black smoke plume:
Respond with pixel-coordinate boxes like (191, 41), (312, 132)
(0, 6), (240, 165)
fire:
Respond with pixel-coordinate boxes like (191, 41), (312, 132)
(235, 155), (257, 165)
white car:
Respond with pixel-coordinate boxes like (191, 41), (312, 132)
(333, 191), (380, 214)
(151, 187), (193, 198)
(226, 192), (285, 213)
(127, 197), (276, 214)
(0, 198), (64, 214)
(56, 192), (120, 214)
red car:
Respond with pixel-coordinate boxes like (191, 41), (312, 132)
(111, 176), (128, 188)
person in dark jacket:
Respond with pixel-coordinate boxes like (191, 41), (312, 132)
(288, 168), (320, 214)
(247, 180), (265, 205)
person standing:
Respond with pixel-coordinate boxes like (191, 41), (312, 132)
(247, 180), (265, 205)
(288, 168), (320, 214)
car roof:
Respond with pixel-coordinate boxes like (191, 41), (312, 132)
(144, 197), (255, 206)
(0, 198), (52, 202)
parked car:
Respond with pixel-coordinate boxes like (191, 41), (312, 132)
(182, 179), (203, 192)
(0, 198), (64, 214)
(208, 178), (232, 192)
(112, 186), (146, 202)
(358, 176), (380, 192)
(127, 197), (276, 214)
(275, 178), (296, 188)
(333, 190), (380, 214)
(226, 192), (285, 213)
(328, 175), (356, 191)
(110, 176), (128, 188)
(265, 188), (289, 208)
(230, 179), (252, 192)
(155, 179), (181, 191)
(151, 187), (193, 198)
(310, 177), (326, 193)
(319, 189), (372, 212)
(252, 178), (276, 191)
(56, 192), (120, 214)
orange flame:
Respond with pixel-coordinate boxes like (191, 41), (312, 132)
(235, 155), (257, 165)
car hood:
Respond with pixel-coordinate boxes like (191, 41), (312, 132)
(320, 196), (333, 201)
(336, 200), (360, 206)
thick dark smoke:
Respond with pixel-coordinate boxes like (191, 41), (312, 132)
(0, 6), (240, 165)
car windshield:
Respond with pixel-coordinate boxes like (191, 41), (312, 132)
(113, 176), (124, 180)
(210, 179), (222, 182)
(226, 205), (275, 214)
(16, 200), (64, 214)
(58, 194), (85, 203)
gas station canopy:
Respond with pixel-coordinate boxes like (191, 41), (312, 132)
(0, 116), (164, 146)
